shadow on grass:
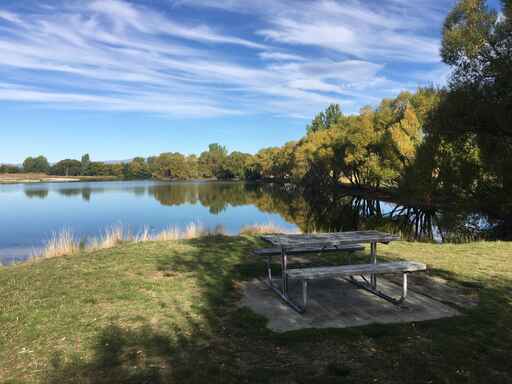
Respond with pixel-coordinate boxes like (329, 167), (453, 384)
(43, 236), (512, 384)
(43, 236), (275, 384)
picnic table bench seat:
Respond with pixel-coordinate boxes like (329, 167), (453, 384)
(287, 261), (427, 309)
(252, 244), (364, 256)
(287, 261), (426, 279)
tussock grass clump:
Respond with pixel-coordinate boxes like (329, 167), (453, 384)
(182, 222), (207, 239)
(155, 223), (226, 240)
(239, 222), (298, 235)
(207, 224), (227, 237)
(134, 226), (152, 243)
(33, 222), (228, 260)
(89, 225), (129, 251)
(38, 228), (80, 258)
(153, 226), (181, 241)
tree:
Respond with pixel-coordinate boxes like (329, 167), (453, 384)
(125, 157), (151, 179)
(80, 154), (91, 176)
(0, 164), (20, 174)
(293, 129), (346, 187)
(306, 104), (344, 133)
(49, 159), (81, 176)
(198, 143), (228, 179)
(222, 151), (251, 180)
(87, 162), (109, 176)
(153, 153), (191, 180)
(439, 0), (512, 138)
(23, 156), (50, 173)
(397, 0), (512, 232)
(110, 163), (125, 178)
(183, 155), (200, 179)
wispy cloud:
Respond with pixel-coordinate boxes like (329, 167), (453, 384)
(0, 0), (451, 118)
(259, 51), (306, 62)
(0, 10), (22, 24)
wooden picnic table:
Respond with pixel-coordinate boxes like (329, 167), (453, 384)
(260, 230), (403, 313)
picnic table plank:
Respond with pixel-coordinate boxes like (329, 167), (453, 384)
(252, 244), (364, 256)
(261, 230), (400, 248)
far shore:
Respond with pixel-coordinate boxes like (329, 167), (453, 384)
(0, 173), (119, 185)
(0, 173), (245, 185)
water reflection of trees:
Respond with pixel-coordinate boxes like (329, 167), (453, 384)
(148, 182), (495, 242)
(24, 188), (49, 199)
(254, 185), (495, 242)
(149, 182), (259, 215)
(57, 187), (93, 201)
(20, 181), (500, 242)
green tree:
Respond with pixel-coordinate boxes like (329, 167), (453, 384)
(153, 153), (190, 180)
(87, 162), (108, 176)
(186, 155), (200, 179)
(23, 156), (50, 173)
(80, 154), (91, 176)
(125, 157), (151, 179)
(399, 0), (512, 230)
(222, 151), (251, 180)
(49, 159), (82, 176)
(306, 104), (344, 133)
(198, 144), (228, 179)
(440, 0), (512, 138)
(0, 164), (20, 174)
(110, 163), (125, 178)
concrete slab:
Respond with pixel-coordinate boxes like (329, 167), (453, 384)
(241, 276), (461, 332)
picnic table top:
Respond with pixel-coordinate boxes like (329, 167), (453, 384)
(261, 230), (400, 248)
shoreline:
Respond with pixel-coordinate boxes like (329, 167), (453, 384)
(0, 175), (120, 185)
(0, 175), (251, 185)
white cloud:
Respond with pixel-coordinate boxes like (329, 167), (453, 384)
(88, 0), (265, 48)
(0, 0), (451, 119)
(259, 51), (306, 62)
(0, 10), (22, 24)
(181, 0), (445, 62)
(257, 5), (441, 63)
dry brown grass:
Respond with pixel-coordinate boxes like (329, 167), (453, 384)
(89, 225), (128, 251)
(34, 223), (228, 260)
(153, 226), (182, 241)
(0, 173), (117, 184)
(36, 229), (80, 258)
(239, 222), (298, 235)
(134, 226), (152, 243)
(0, 173), (48, 180)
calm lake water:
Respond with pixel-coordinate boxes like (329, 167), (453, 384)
(0, 180), (493, 265)
(0, 181), (298, 264)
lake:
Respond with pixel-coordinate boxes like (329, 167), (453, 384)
(0, 180), (492, 265)
(0, 180), (299, 264)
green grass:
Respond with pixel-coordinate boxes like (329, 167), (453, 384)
(1, 237), (512, 383)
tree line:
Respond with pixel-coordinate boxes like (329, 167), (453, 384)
(5, 144), (256, 181)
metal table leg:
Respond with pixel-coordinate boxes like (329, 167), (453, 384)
(262, 246), (305, 313)
(267, 255), (272, 282)
(281, 246), (288, 294)
(370, 241), (377, 289)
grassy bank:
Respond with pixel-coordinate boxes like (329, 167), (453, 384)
(0, 173), (119, 184)
(1, 238), (512, 383)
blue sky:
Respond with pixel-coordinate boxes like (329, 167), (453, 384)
(0, 0), (501, 163)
